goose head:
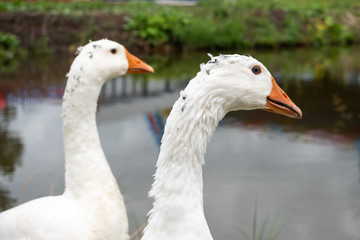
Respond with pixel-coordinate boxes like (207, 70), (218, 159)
(73, 39), (154, 83)
(197, 54), (302, 119)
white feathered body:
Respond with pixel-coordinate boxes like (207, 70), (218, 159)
(0, 196), (92, 240)
(0, 190), (127, 240)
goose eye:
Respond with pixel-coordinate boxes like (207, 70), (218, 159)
(110, 48), (117, 54)
(251, 65), (261, 75)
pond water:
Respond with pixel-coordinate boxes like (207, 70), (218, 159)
(0, 46), (360, 240)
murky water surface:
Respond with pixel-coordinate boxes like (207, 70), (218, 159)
(0, 47), (360, 240)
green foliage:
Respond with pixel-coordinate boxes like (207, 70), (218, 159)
(123, 0), (358, 49)
(172, 16), (212, 48)
(0, 0), (116, 15)
(305, 15), (355, 46)
(0, 32), (20, 72)
(200, 0), (360, 11)
(1, 0), (360, 13)
(246, 14), (280, 47)
(323, 17), (354, 45)
(0, 0), (359, 51)
(212, 20), (246, 49)
(124, 5), (190, 46)
(281, 14), (302, 46)
(0, 32), (19, 60)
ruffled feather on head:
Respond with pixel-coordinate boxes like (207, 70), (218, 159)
(200, 53), (252, 74)
(75, 46), (83, 55)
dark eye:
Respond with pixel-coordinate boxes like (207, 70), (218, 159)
(110, 48), (117, 54)
(251, 65), (261, 75)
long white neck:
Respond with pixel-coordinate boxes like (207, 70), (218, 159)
(62, 59), (117, 198)
(143, 73), (227, 240)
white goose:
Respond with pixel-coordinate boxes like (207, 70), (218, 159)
(0, 39), (154, 240)
(142, 54), (302, 240)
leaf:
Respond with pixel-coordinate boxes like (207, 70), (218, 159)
(258, 216), (269, 240)
(236, 227), (252, 240)
(252, 202), (258, 240)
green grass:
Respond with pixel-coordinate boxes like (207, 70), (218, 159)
(2, 0), (359, 14)
(1, 0), (359, 50)
(237, 203), (288, 240)
(199, 0), (360, 11)
(0, 0), (117, 14)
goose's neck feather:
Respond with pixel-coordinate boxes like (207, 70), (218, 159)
(62, 61), (118, 198)
(143, 73), (226, 240)
(61, 60), (129, 238)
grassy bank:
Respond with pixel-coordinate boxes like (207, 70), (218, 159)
(123, 0), (360, 49)
(1, 0), (360, 55)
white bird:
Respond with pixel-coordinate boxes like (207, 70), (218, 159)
(0, 39), (154, 240)
(142, 54), (302, 240)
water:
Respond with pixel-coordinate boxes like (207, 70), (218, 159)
(0, 47), (360, 240)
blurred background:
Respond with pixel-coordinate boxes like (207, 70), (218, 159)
(0, 0), (360, 240)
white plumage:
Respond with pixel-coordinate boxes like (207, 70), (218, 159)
(142, 54), (301, 240)
(0, 39), (154, 240)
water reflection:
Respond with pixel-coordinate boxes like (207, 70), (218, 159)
(0, 106), (22, 210)
(356, 140), (360, 182)
(0, 185), (15, 211)
(0, 46), (359, 172)
(145, 111), (165, 146)
(0, 106), (23, 177)
(99, 76), (185, 104)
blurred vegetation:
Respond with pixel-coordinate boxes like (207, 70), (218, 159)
(0, 32), (21, 72)
(0, 0), (360, 51)
(124, 5), (190, 46)
(237, 203), (287, 240)
(1, 0), (359, 14)
(0, 32), (19, 60)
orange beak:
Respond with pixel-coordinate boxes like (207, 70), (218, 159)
(263, 76), (302, 119)
(125, 48), (154, 74)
